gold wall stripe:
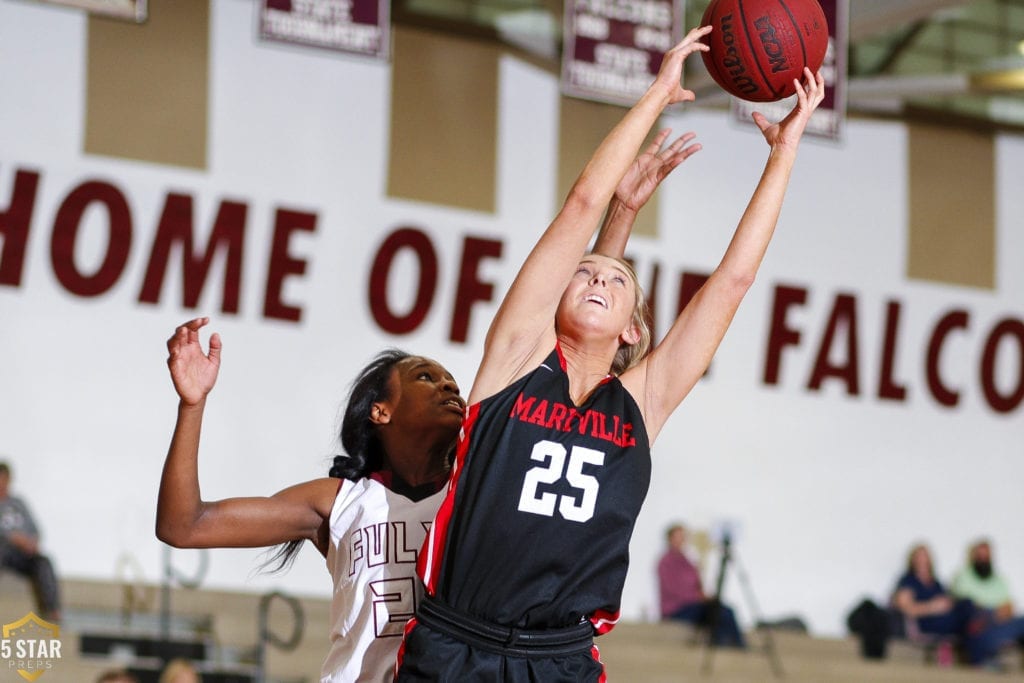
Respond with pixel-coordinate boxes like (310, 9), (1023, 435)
(388, 26), (498, 213)
(907, 123), (995, 289)
(558, 96), (660, 239)
(85, 0), (209, 169)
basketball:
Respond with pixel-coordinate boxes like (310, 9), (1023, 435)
(700, 0), (829, 102)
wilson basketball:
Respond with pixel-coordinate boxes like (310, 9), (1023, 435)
(700, 0), (829, 102)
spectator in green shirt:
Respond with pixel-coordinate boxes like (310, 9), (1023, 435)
(952, 538), (1024, 669)
(952, 539), (1015, 624)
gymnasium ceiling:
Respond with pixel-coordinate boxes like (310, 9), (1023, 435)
(392, 0), (1024, 132)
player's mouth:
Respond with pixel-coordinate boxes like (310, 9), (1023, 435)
(584, 294), (608, 309)
(442, 396), (466, 413)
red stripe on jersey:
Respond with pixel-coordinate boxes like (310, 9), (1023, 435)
(590, 607), (620, 635)
(417, 401), (480, 593)
(555, 340), (612, 384)
(555, 340), (567, 371)
(591, 644), (607, 683)
(394, 616), (418, 677)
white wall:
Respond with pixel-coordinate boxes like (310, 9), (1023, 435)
(1, 0), (1021, 638)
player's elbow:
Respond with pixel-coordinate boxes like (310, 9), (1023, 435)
(731, 271), (756, 296)
(155, 520), (184, 547)
(714, 268), (756, 304)
(155, 515), (200, 548)
(563, 179), (604, 217)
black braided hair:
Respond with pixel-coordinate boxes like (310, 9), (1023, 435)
(261, 349), (411, 573)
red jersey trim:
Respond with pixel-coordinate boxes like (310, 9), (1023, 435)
(591, 644), (607, 683)
(590, 608), (620, 635)
(555, 340), (613, 385)
(417, 402), (480, 593)
(394, 616), (418, 678)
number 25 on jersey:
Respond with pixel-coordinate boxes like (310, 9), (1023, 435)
(517, 440), (605, 523)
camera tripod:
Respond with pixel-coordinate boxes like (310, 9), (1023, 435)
(700, 532), (785, 678)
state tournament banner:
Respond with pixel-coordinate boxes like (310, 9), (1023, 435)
(561, 0), (685, 107)
(30, 0), (146, 22)
(260, 0), (390, 60)
(731, 0), (847, 140)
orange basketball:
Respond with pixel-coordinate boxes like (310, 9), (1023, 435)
(700, 0), (829, 102)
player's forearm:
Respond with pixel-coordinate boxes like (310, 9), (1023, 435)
(569, 93), (669, 220)
(156, 399), (208, 545)
(716, 148), (797, 283)
(593, 199), (638, 258)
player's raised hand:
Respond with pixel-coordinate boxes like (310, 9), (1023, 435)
(752, 68), (825, 152)
(616, 128), (700, 212)
(166, 317), (222, 406)
(651, 25), (712, 105)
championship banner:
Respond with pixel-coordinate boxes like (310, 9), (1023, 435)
(561, 0), (685, 107)
(731, 0), (847, 140)
(30, 0), (146, 22)
(260, 0), (390, 61)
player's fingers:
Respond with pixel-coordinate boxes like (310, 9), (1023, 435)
(812, 70), (826, 103)
(679, 142), (702, 160)
(793, 79), (805, 105)
(675, 88), (697, 103)
(208, 333), (223, 364)
(667, 132), (697, 154)
(167, 323), (190, 352)
(679, 24), (712, 46)
(643, 129), (672, 158)
(751, 111), (770, 133)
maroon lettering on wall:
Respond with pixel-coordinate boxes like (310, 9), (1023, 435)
(676, 271), (709, 316)
(763, 284), (808, 385)
(807, 293), (860, 395)
(51, 181), (131, 297)
(264, 208), (317, 322)
(449, 236), (502, 343)
(926, 309), (969, 407)
(368, 227), (437, 335)
(676, 271), (710, 374)
(0, 169), (40, 287)
(641, 260), (659, 338)
(979, 318), (1024, 414)
(138, 193), (247, 313)
(878, 300), (908, 401)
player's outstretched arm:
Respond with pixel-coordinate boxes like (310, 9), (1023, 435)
(623, 69), (825, 442)
(593, 128), (701, 258)
(156, 318), (333, 550)
(470, 27), (711, 405)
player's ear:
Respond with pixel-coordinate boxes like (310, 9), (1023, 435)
(370, 402), (392, 425)
(620, 323), (641, 346)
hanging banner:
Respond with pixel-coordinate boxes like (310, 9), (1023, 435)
(260, 0), (390, 61)
(561, 0), (685, 107)
(731, 0), (848, 140)
(31, 0), (146, 22)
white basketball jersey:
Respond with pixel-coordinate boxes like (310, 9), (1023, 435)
(321, 477), (445, 683)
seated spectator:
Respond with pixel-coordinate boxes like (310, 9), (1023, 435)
(953, 538), (1015, 623)
(892, 543), (974, 645)
(893, 542), (1023, 669)
(0, 462), (61, 621)
(951, 538), (1024, 668)
(657, 523), (746, 648)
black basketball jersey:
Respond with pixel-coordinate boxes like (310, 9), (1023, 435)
(419, 344), (652, 633)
